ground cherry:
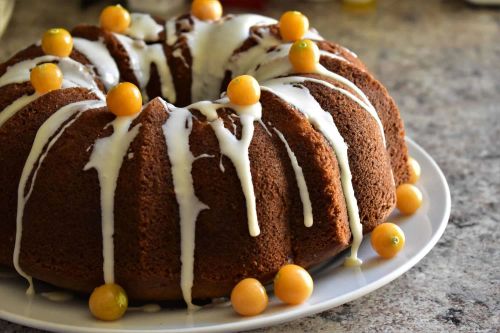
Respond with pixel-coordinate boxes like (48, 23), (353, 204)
(279, 11), (310, 42)
(396, 183), (423, 215)
(230, 278), (268, 316)
(191, 0), (223, 21)
(41, 28), (73, 57)
(106, 82), (142, 117)
(30, 63), (63, 94)
(274, 264), (313, 305)
(289, 39), (320, 73)
(371, 222), (406, 259)
(407, 157), (421, 184)
(100, 5), (131, 33)
(89, 283), (128, 321)
(227, 75), (261, 106)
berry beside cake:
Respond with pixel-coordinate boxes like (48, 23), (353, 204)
(0, 0), (423, 321)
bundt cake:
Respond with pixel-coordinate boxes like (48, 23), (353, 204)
(0, 5), (410, 311)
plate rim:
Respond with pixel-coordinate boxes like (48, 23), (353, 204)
(0, 137), (451, 333)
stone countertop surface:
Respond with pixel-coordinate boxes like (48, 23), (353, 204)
(0, 0), (499, 332)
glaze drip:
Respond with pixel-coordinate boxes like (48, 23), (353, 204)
(84, 110), (142, 283)
(192, 99), (263, 237)
(73, 37), (120, 90)
(0, 93), (39, 128)
(162, 103), (209, 310)
(169, 14), (276, 102)
(261, 78), (363, 265)
(14, 100), (105, 293)
(273, 128), (313, 227)
(0, 55), (105, 100)
(249, 48), (385, 145)
(114, 34), (176, 102)
(126, 13), (163, 42)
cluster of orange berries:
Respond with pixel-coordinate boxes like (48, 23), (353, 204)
(86, 154), (422, 322)
(29, 28), (73, 94)
(87, 263), (314, 321)
(33, 2), (132, 94)
(99, 5), (144, 117)
(30, 4), (143, 118)
(278, 11), (320, 74)
(370, 157), (422, 259)
(231, 264), (313, 316)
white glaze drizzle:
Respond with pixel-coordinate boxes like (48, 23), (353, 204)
(249, 48), (385, 145)
(83, 111), (142, 284)
(261, 78), (363, 266)
(172, 48), (189, 67)
(273, 128), (313, 227)
(226, 27), (322, 79)
(161, 97), (262, 308)
(14, 100), (104, 293)
(0, 93), (39, 128)
(172, 15), (276, 102)
(114, 34), (176, 103)
(320, 50), (349, 63)
(73, 37), (120, 90)
(192, 99), (262, 236)
(0, 55), (105, 100)
(162, 103), (208, 310)
(126, 13), (163, 42)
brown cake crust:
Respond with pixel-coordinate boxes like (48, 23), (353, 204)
(0, 88), (99, 267)
(20, 106), (112, 291)
(259, 91), (351, 266)
(164, 14), (195, 106)
(319, 56), (410, 185)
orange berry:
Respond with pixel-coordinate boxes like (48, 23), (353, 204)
(30, 63), (63, 94)
(106, 82), (142, 117)
(231, 278), (268, 316)
(371, 222), (405, 259)
(89, 283), (128, 321)
(289, 39), (320, 73)
(100, 5), (131, 33)
(279, 11), (310, 42)
(407, 157), (421, 184)
(396, 183), (422, 215)
(41, 28), (73, 57)
(191, 0), (223, 21)
(274, 264), (313, 305)
(227, 75), (261, 106)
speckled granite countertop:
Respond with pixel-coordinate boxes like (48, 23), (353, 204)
(0, 0), (499, 332)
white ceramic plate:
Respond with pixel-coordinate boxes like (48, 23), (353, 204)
(0, 138), (450, 333)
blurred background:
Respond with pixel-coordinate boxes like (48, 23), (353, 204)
(0, 0), (499, 332)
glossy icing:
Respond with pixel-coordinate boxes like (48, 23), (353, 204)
(162, 102), (209, 310)
(84, 110), (142, 284)
(73, 37), (120, 89)
(262, 77), (363, 266)
(126, 13), (163, 42)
